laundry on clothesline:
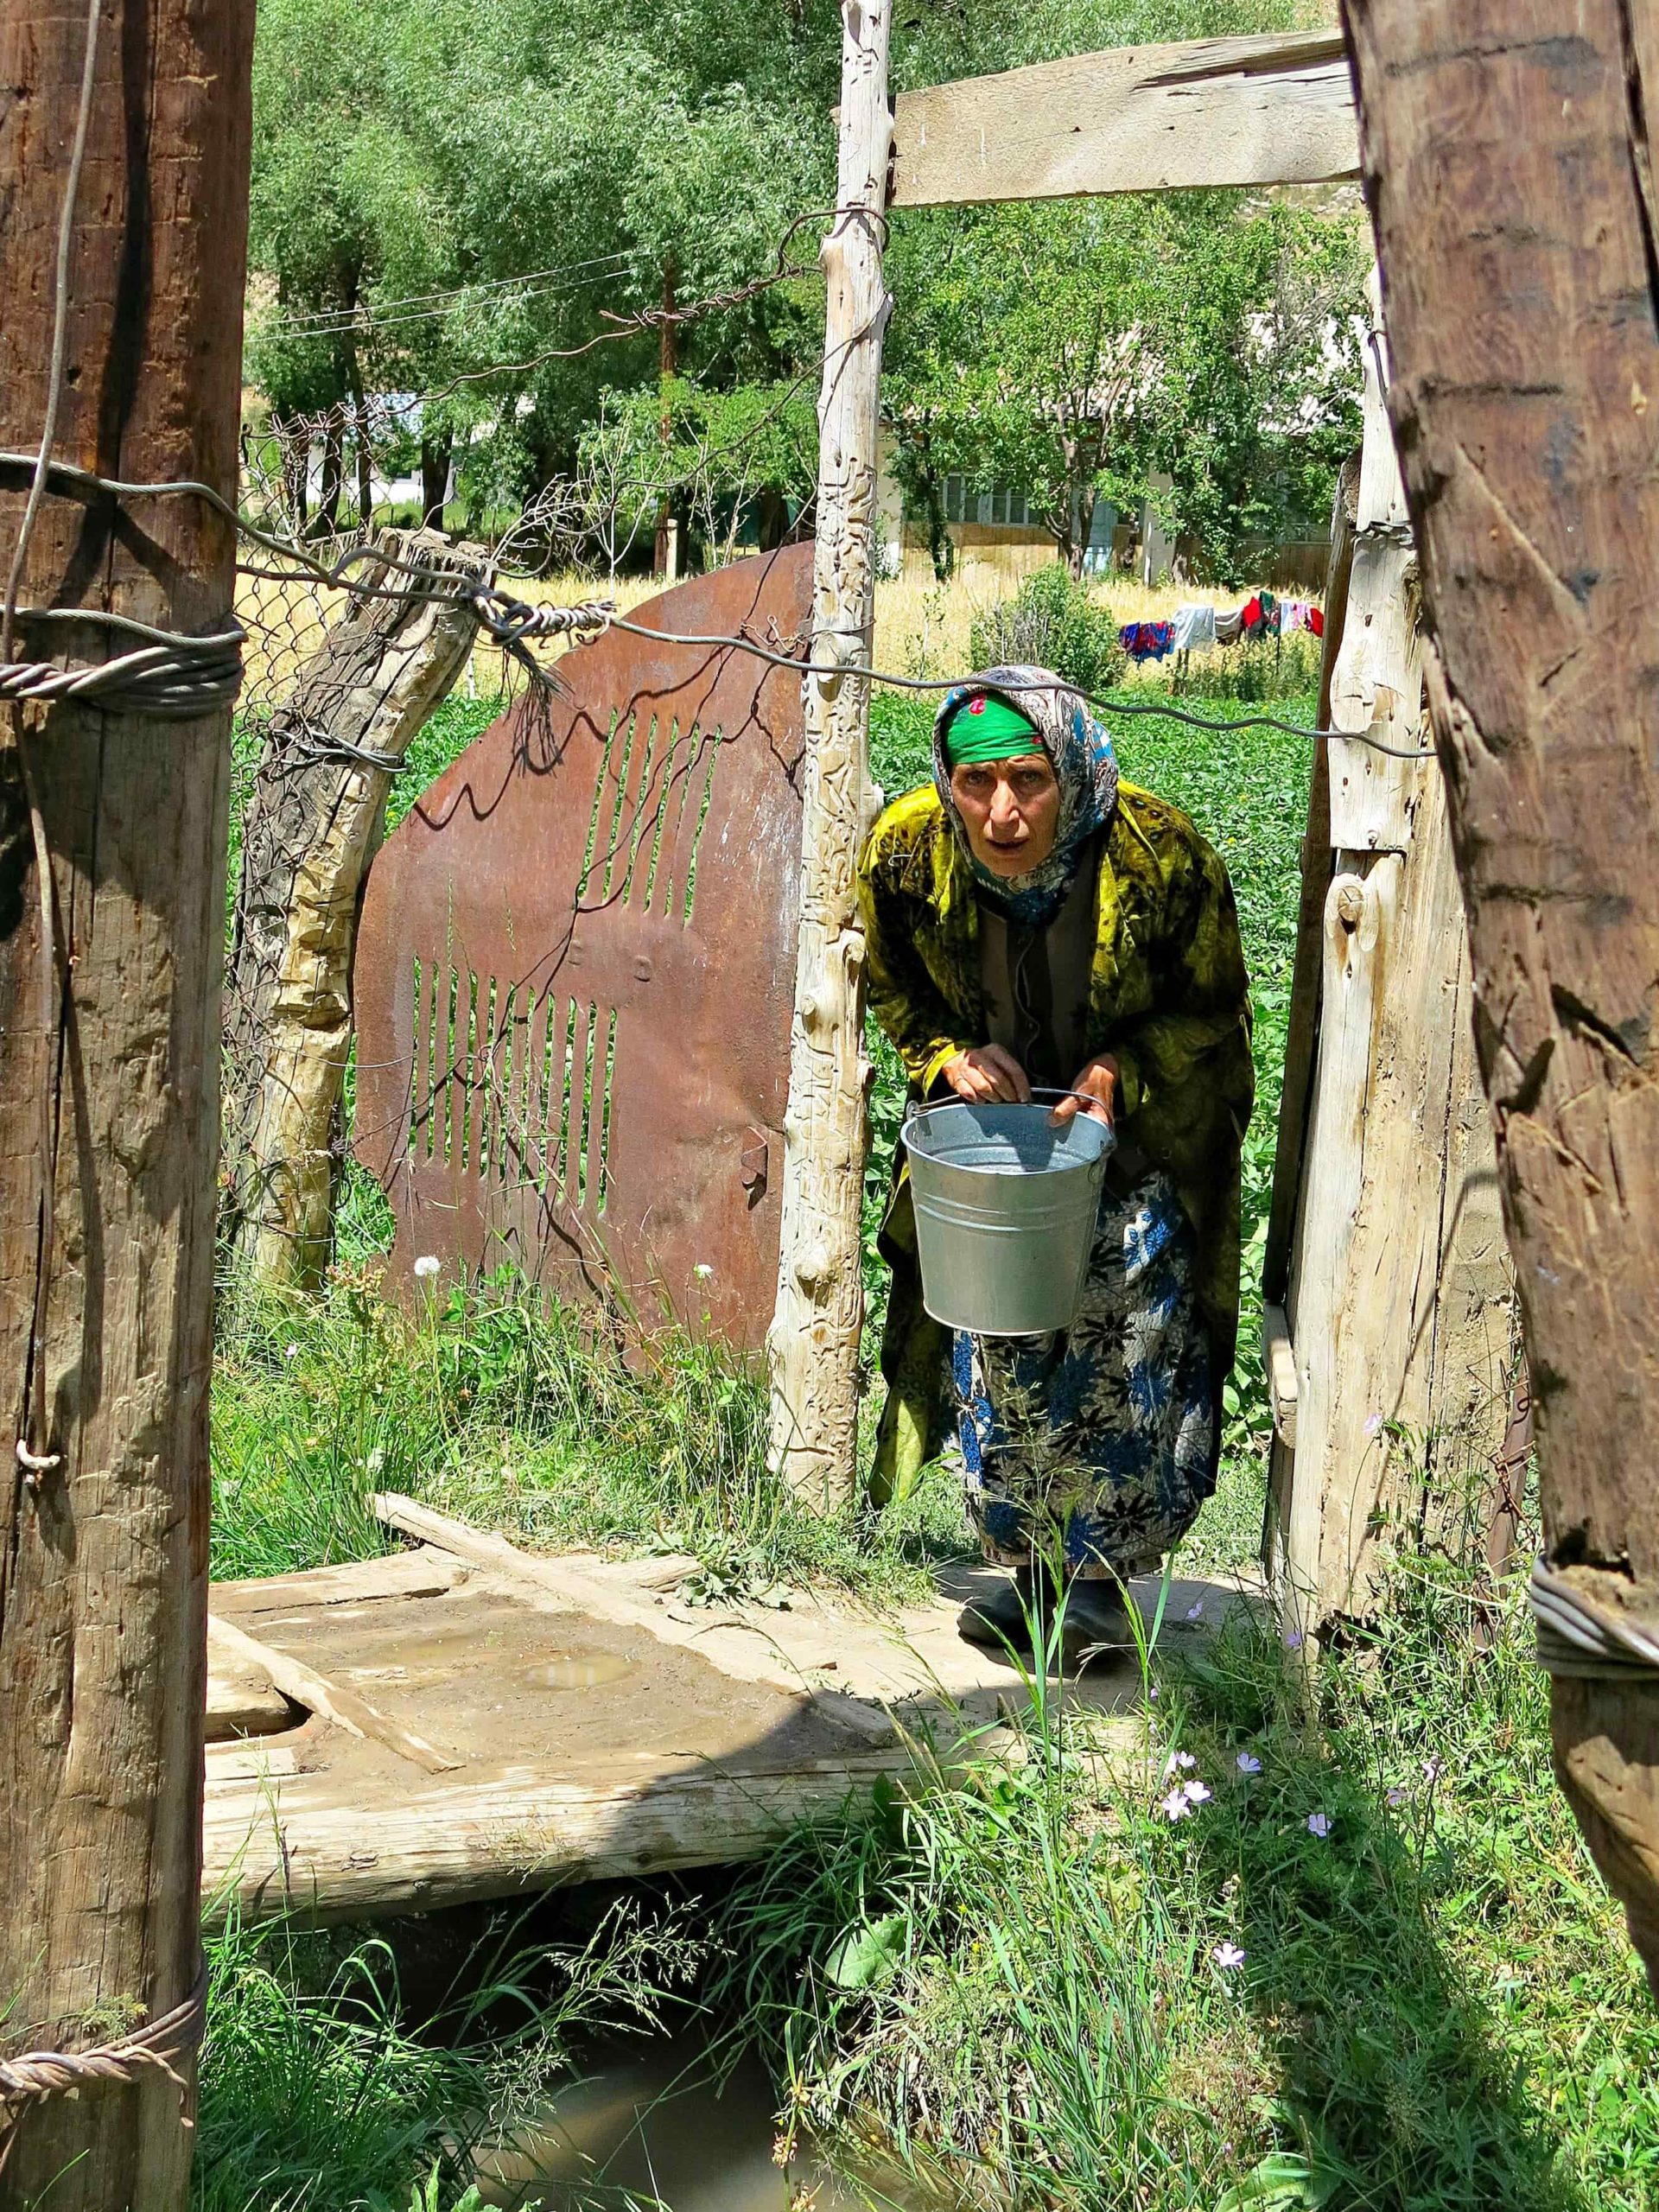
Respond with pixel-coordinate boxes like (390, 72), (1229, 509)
(1119, 620), (1175, 664)
(1118, 594), (1322, 664)
(1279, 596), (1325, 638)
(1169, 601), (1217, 652)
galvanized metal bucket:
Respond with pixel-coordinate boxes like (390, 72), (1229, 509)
(900, 1093), (1115, 1337)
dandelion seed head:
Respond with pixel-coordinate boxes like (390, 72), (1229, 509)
(413, 1255), (442, 1280)
(694, 1262), (715, 1281)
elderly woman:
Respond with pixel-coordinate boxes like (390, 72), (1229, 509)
(857, 668), (1253, 1662)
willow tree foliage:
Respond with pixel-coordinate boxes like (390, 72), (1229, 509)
(246, 0), (1362, 571)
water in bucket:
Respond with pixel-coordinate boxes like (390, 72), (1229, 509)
(900, 1096), (1114, 1337)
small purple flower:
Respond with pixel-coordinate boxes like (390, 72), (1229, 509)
(1284, 1629), (1304, 1650)
(1212, 1941), (1246, 1970)
(1236, 1752), (1262, 1776)
(1160, 1788), (1193, 1822)
(1306, 1811), (1332, 1839)
(1364, 1411), (1384, 1436)
(1164, 1751), (1197, 1777)
(1421, 1758), (1441, 1784)
(1387, 1787), (1406, 1808)
(1181, 1779), (1212, 1808)
(1185, 1599), (1205, 1622)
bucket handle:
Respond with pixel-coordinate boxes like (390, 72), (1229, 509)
(905, 1084), (1113, 1125)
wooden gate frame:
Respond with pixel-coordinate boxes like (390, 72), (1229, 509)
(779, 20), (1515, 1620)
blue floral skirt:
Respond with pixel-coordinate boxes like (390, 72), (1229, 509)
(952, 1168), (1215, 1580)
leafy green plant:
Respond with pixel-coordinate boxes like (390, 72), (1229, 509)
(968, 562), (1124, 693)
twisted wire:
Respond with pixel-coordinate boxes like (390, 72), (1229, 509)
(0, 1958), (207, 2113)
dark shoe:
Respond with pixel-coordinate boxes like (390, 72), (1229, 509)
(957, 1565), (1058, 1659)
(1058, 1578), (1134, 1668)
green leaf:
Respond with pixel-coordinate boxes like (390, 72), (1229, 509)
(824, 1911), (906, 1991)
(1214, 2152), (1332, 2211)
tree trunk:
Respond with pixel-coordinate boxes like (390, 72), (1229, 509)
(654, 257), (678, 576)
(420, 435), (450, 530)
(223, 531), (480, 1289)
(276, 408), (310, 535)
(315, 415), (343, 538)
(1342, 0), (1659, 1985)
(766, 0), (893, 1506)
(0, 1), (254, 2202)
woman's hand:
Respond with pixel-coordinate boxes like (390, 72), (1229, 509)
(941, 1044), (1032, 1106)
(1050, 1053), (1119, 1127)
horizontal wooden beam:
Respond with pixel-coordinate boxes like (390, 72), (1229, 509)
(889, 30), (1358, 207)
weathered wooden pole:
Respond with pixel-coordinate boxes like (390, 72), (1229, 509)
(1263, 288), (1511, 1638)
(1342, 0), (1659, 1983)
(223, 531), (479, 1289)
(767, 0), (892, 1507)
(0, 0), (254, 2200)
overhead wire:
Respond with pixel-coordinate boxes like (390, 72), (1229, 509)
(266, 251), (635, 333)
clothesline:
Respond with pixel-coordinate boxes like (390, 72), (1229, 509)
(1119, 589), (1324, 666)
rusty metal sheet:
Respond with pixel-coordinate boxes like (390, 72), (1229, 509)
(352, 545), (811, 1351)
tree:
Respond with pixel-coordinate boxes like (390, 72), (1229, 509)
(882, 190), (1366, 582)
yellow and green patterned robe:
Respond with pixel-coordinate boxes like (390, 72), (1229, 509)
(858, 776), (1254, 1499)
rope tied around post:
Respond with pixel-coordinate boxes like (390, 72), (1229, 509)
(0, 1956), (207, 2121)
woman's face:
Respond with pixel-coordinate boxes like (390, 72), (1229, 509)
(950, 752), (1061, 876)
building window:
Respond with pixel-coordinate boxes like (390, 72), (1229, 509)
(938, 475), (1030, 528)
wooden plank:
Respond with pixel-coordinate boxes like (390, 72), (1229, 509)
(1344, 0), (1659, 1987)
(1263, 451), (1358, 1307)
(0, 3), (255, 2202)
(206, 1614), (463, 1774)
(767, 0), (891, 1508)
(889, 31), (1358, 208)
(200, 1716), (1146, 1922)
(202, 1748), (913, 1923)
(372, 1493), (897, 1746)
(1262, 1304), (1298, 1451)
(211, 1546), (463, 1614)
(1326, 284), (1434, 853)
(205, 1647), (294, 1742)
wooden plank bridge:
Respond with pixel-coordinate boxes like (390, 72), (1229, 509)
(201, 1497), (1257, 1924)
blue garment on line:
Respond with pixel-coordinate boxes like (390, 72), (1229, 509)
(953, 1168), (1215, 1576)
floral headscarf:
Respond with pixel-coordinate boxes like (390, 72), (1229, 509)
(932, 664), (1119, 928)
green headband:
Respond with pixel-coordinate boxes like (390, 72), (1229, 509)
(943, 695), (1043, 767)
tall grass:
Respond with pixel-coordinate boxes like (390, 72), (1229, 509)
(711, 1554), (1659, 2210)
(213, 1265), (964, 1599)
(196, 1894), (701, 2212)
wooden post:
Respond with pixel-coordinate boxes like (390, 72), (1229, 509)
(223, 531), (480, 1288)
(767, 0), (892, 1507)
(1264, 280), (1512, 1637)
(1342, 0), (1659, 1987)
(0, 0), (254, 2202)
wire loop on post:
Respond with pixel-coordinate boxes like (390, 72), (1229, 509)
(0, 1956), (207, 2116)
(1530, 1555), (1659, 1681)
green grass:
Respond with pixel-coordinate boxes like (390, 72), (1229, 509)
(710, 1551), (1659, 2210)
(196, 1894), (702, 2212)
(213, 1266), (965, 1602)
